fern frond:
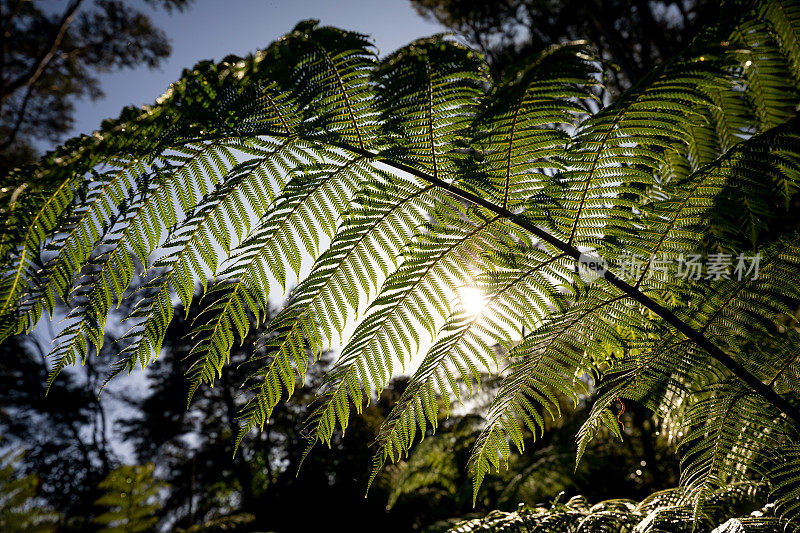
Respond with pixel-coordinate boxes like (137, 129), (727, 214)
(459, 41), (598, 209)
(304, 207), (505, 448)
(185, 153), (367, 395)
(375, 36), (486, 181)
(370, 246), (571, 484)
(467, 289), (645, 502)
(678, 381), (776, 524)
(108, 141), (301, 380)
(558, 44), (728, 248)
(235, 172), (443, 442)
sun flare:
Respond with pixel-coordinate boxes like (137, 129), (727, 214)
(458, 286), (488, 316)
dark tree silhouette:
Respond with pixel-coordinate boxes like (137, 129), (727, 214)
(0, 0), (193, 178)
(411, 0), (718, 91)
(0, 334), (115, 531)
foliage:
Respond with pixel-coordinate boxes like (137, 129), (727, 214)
(410, 0), (719, 89)
(116, 290), (684, 531)
(119, 293), (418, 531)
(116, 292), (679, 531)
(93, 463), (166, 533)
(0, 448), (59, 533)
(0, 333), (116, 527)
(384, 399), (680, 527)
(447, 486), (779, 533)
(2, 0), (800, 530)
(0, 0), (193, 178)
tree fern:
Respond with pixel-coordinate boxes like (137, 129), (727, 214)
(447, 485), (778, 533)
(0, 449), (59, 533)
(3, 1), (800, 529)
(93, 463), (166, 533)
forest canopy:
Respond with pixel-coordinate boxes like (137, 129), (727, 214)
(0, 0), (194, 178)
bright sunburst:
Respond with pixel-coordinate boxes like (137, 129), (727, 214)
(457, 286), (488, 316)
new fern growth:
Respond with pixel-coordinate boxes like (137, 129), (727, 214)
(2, 1), (800, 529)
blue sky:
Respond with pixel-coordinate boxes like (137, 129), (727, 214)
(66, 0), (445, 143)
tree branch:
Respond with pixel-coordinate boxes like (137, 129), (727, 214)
(1, 0), (83, 100)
